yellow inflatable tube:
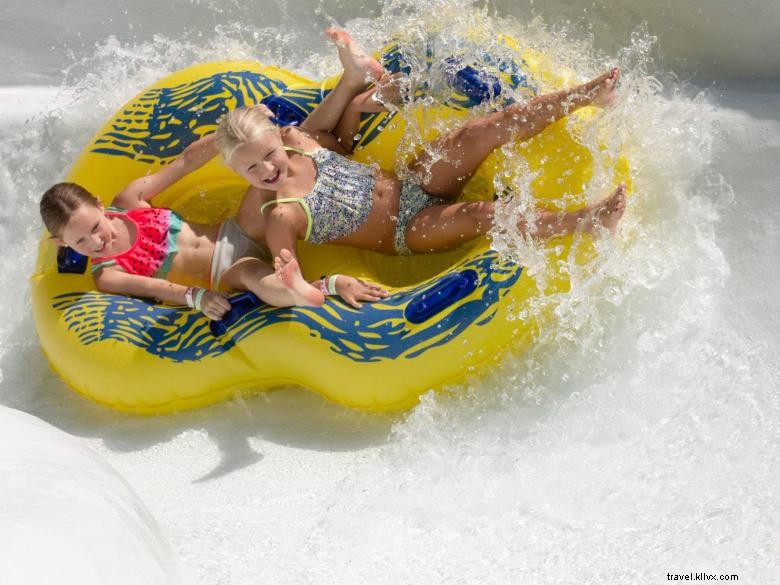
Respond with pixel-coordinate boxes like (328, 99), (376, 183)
(31, 37), (631, 414)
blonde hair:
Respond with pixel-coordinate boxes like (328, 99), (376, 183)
(216, 105), (278, 164)
(40, 182), (100, 238)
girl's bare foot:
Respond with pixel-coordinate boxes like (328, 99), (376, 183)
(325, 27), (384, 88)
(274, 249), (325, 306)
(527, 183), (627, 239)
(588, 67), (621, 108)
(583, 182), (627, 234)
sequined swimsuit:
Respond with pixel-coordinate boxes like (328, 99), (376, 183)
(260, 146), (444, 255)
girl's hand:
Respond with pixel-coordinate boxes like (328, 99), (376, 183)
(354, 73), (408, 113)
(255, 103), (276, 119)
(199, 289), (232, 320)
(334, 275), (389, 308)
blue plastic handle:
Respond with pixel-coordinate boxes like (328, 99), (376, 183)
(445, 58), (502, 104)
(404, 269), (479, 324)
(57, 247), (88, 274)
(209, 291), (264, 337)
(260, 94), (307, 127)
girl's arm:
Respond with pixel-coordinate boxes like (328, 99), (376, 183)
(299, 84), (390, 155)
(264, 204), (390, 308)
(93, 268), (231, 320)
(332, 87), (386, 154)
(333, 73), (410, 154)
(112, 134), (219, 209)
(300, 80), (367, 139)
(313, 76), (401, 155)
(263, 205), (305, 264)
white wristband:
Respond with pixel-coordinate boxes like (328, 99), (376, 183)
(184, 287), (195, 308)
(194, 288), (206, 311)
(327, 274), (340, 296)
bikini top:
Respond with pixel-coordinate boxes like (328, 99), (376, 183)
(259, 146), (375, 244)
(91, 206), (183, 278)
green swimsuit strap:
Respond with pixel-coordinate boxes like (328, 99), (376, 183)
(90, 206), (126, 272)
(257, 146), (319, 240)
(259, 197), (314, 241)
(283, 145), (317, 157)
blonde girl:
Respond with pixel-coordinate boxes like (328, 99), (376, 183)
(216, 28), (626, 301)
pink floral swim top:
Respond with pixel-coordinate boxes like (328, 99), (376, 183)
(91, 206), (183, 277)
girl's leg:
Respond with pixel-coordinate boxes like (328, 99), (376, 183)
(234, 187), (265, 242)
(404, 200), (495, 253)
(220, 256), (324, 307)
(404, 183), (627, 253)
(333, 88), (375, 153)
(300, 28), (384, 136)
(231, 195), (325, 307)
(273, 249), (326, 306)
(409, 68), (620, 200)
(528, 182), (627, 238)
(334, 73), (407, 152)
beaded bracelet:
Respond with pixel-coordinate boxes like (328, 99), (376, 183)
(194, 288), (206, 311)
(317, 275), (342, 296)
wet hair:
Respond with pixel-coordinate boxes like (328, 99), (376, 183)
(215, 105), (278, 164)
(40, 182), (100, 238)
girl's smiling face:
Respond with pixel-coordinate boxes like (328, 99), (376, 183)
(57, 202), (114, 257)
(229, 131), (289, 190)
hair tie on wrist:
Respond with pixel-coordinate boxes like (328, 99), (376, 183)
(319, 277), (329, 296)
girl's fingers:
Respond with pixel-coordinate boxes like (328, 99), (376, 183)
(256, 104), (275, 118)
(355, 291), (383, 302)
